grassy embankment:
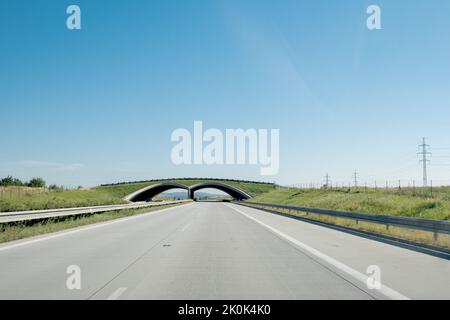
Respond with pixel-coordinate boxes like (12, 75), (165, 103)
(0, 180), (275, 212)
(249, 186), (450, 249)
(251, 186), (450, 221)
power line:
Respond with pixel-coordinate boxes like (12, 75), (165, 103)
(324, 173), (331, 188)
(418, 137), (431, 187)
(353, 170), (359, 187)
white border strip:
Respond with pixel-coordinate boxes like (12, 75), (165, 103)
(226, 204), (410, 300)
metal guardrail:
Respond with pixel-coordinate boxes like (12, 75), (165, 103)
(0, 200), (190, 223)
(239, 202), (450, 235)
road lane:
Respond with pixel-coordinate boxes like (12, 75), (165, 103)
(0, 204), (196, 299)
(89, 202), (372, 299)
(0, 202), (448, 299)
(227, 203), (450, 300)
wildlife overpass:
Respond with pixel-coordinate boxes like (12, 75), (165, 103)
(124, 182), (252, 202)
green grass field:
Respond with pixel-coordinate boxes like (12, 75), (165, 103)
(251, 186), (450, 221)
(0, 180), (275, 212)
(0, 187), (124, 212)
(2, 179), (449, 221)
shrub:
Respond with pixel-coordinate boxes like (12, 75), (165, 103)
(0, 176), (24, 187)
(27, 178), (46, 188)
(49, 184), (64, 191)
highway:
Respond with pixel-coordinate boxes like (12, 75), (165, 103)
(0, 202), (449, 300)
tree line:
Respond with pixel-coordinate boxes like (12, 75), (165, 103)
(0, 176), (46, 188)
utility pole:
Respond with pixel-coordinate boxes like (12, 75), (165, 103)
(418, 137), (431, 187)
(324, 173), (331, 189)
(353, 170), (359, 188)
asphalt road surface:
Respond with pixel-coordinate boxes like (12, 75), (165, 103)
(0, 202), (449, 300)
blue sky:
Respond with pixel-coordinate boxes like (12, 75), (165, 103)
(1, 0), (450, 187)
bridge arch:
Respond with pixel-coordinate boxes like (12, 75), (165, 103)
(125, 182), (252, 202)
(189, 182), (251, 201)
(125, 182), (189, 202)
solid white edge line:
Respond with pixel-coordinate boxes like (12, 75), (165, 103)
(226, 203), (410, 300)
(107, 287), (127, 300)
(0, 202), (193, 253)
